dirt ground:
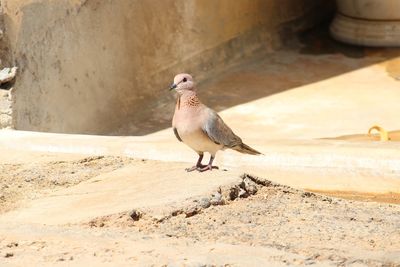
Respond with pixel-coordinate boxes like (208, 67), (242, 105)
(0, 156), (136, 213)
(0, 156), (399, 266)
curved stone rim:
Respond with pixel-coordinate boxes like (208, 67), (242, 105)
(330, 14), (400, 47)
(336, 0), (400, 21)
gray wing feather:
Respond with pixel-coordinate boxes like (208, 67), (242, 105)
(203, 110), (242, 148)
(173, 127), (182, 142)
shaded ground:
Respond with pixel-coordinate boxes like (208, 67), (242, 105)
(127, 26), (400, 136)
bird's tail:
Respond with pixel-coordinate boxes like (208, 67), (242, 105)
(233, 143), (262, 155)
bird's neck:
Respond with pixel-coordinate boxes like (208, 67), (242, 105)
(177, 91), (201, 110)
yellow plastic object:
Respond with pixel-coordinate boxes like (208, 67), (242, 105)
(368, 125), (390, 141)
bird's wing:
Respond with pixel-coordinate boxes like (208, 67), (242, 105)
(173, 127), (182, 142)
(202, 109), (242, 148)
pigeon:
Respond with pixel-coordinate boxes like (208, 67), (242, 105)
(169, 73), (262, 172)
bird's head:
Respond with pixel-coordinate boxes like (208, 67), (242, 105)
(169, 73), (195, 95)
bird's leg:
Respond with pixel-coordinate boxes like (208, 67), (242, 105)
(185, 153), (205, 172)
(198, 155), (219, 172)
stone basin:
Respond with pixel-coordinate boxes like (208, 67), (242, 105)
(331, 0), (400, 47)
(336, 0), (400, 20)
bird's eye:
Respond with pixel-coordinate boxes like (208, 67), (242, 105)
(183, 78), (187, 82)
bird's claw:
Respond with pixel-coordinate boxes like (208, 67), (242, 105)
(185, 166), (198, 172)
(198, 165), (219, 172)
(185, 163), (208, 172)
(185, 165), (218, 172)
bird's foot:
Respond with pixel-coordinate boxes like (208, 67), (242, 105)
(185, 164), (208, 172)
(198, 165), (219, 172)
(185, 166), (198, 172)
(185, 163), (218, 172)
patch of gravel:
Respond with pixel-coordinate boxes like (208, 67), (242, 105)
(87, 174), (400, 266)
(0, 156), (136, 213)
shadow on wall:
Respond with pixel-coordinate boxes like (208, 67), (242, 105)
(135, 25), (400, 135)
(2, 0), (338, 135)
(5, 0), (399, 136)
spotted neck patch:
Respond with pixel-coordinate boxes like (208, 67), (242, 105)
(184, 95), (201, 107)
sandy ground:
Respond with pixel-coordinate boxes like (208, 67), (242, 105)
(0, 156), (399, 266)
(0, 156), (136, 213)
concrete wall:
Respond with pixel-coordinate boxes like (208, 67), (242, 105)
(1, 0), (334, 135)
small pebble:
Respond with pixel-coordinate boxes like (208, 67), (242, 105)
(199, 197), (211, 209)
(243, 177), (258, 195)
(6, 242), (18, 248)
(129, 209), (142, 221)
(210, 192), (224, 205)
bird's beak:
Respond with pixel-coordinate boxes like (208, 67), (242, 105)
(169, 83), (177, 91)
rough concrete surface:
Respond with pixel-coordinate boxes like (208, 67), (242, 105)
(0, 0), (334, 134)
(0, 27), (400, 196)
(0, 14), (399, 267)
(0, 157), (399, 266)
(0, 89), (12, 128)
(2, 130), (400, 197)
